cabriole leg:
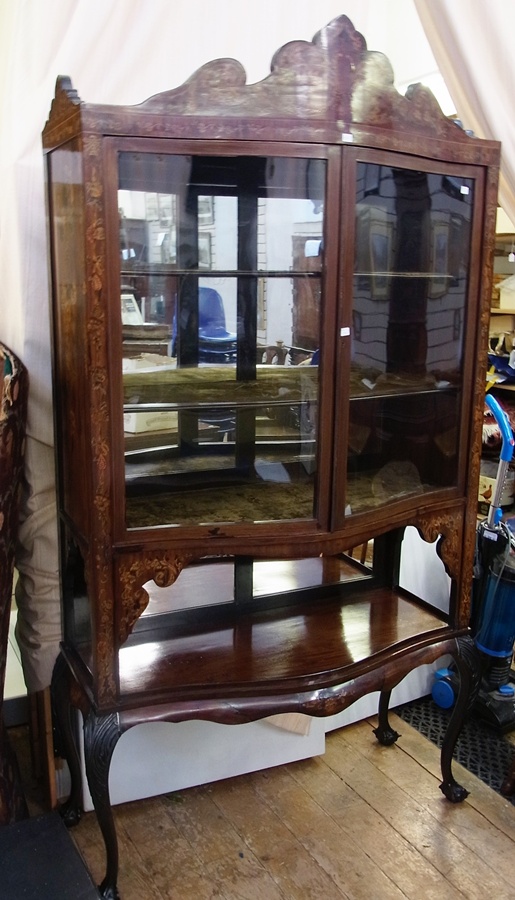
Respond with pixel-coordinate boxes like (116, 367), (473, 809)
(440, 635), (482, 802)
(373, 688), (401, 745)
(500, 758), (515, 796)
(83, 711), (122, 900)
(51, 652), (83, 827)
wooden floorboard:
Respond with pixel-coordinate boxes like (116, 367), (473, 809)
(323, 717), (515, 899)
(66, 715), (515, 900)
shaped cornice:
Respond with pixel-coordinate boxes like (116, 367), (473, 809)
(45, 15), (472, 142)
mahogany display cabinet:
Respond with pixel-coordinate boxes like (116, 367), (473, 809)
(43, 15), (500, 899)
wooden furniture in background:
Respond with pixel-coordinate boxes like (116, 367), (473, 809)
(0, 343), (29, 825)
(28, 688), (58, 811)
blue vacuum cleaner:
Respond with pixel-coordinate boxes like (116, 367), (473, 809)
(433, 393), (515, 731)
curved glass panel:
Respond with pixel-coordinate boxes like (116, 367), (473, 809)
(346, 163), (473, 515)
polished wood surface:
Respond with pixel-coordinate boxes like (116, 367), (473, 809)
(118, 589), (447, 699)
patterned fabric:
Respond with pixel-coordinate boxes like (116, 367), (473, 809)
(0, 343), (29, 824)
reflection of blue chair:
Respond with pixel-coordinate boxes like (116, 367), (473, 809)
(175, 288), (237, 436)
(198, 287), (237, 363)
(172, 287), (237, 363)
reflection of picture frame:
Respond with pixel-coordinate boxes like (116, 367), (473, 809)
(453, 308), (462, 341)
(169, 225), (177, 263)
(144, 193), (158, 221)
(198, 233), (212, 269)
(429, 217), (449, 298)
(370, 229), (391, 300)
(364, 163), (381, 197)
(257, 278), (266, 333)
(369, 209), (392, 301)
(355, 204), (392, 300)
(121, 292), (144, 325)
(447, 214), (464, 284)
(157, 193), (173, 226)
(198, 195), (214, 225)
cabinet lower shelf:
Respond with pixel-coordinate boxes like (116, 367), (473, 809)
(67, 585), (456, 715)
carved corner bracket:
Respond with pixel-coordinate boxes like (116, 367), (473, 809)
(117, 551), (195, 644)
(408, 510), (462, 583)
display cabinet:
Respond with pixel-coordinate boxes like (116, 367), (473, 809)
(43, 15), (500, 899)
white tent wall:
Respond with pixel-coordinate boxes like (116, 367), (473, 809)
(0, 0), (497, 802)
(415, 0), (515, 232)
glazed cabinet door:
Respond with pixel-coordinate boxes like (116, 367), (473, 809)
(331, 151), (482, 528)
(108, 141), (339, 537)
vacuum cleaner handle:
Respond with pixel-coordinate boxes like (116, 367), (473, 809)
(486, 394), (514, 461)
(485, 394), (514, 526)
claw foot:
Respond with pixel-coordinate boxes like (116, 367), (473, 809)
(439, 780), (469, 803)
(58, 799), (82, 828)
(373, 725), (400, 746)
(99, 879), (120, 900)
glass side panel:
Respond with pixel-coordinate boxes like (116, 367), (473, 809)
(130, 551), (373, 637)
(48, 143), (89, 531)
(48, 143), (94, 666)
(346, 163), (473, 515)
(118, 153), (325, 528)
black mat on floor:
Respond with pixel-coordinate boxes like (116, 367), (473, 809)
(0, 811), (99, 899)
(396, 695), (515, 803)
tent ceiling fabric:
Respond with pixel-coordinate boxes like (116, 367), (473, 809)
(0, 0), (510, 690)
(415, 0), (515, 227)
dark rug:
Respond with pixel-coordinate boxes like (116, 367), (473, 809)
(0, 811), (99, 899)
(396, 694), (515, 803)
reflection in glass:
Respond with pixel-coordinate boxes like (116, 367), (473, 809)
(347, 164), (473, 515)
(118, 154), (326, 528)
(130, 552), (373, 631)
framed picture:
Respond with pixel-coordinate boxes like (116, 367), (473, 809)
(429, 216), (449, 298)
(198, 233), (212, 269)
(121, 291), (144, 325)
